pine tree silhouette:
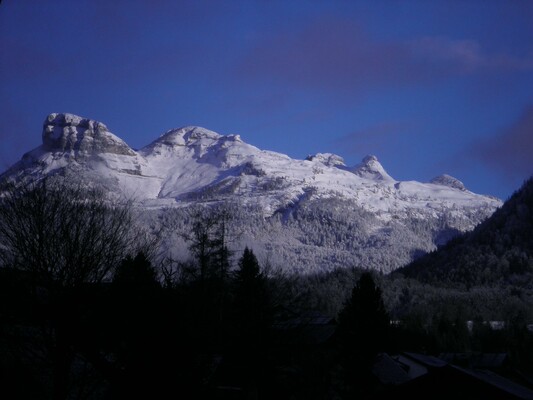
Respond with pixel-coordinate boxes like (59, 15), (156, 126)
(233, 248), (272, 353)
(337, 272), (390, 394)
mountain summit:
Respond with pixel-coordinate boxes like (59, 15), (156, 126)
(351, 155), (394, 181)
(146, 126), (224, 149)
(42, 113), (135, 157)
(0, 113), (503, 273)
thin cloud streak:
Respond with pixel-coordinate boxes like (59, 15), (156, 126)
(239, 17), (533, 92)
(412, 36), (533, 73)
(335, 121), (414, 158)
(0, 38), (60, 80)
(472, 106), (533, 180)
(0, 104), (36, 171)
(0, 1), (232, 85)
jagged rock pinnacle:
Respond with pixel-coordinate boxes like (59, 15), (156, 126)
(42, 113), (135, 157)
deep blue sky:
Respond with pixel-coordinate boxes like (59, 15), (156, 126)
(1, 1), (532, 200)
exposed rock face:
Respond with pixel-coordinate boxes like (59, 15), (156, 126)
(146, 126), (221, 148)
(42, 113), (135, 157)
(306, 153), (346, 168)
(351, 155), (394, 181)
(430, 174), (467, 191)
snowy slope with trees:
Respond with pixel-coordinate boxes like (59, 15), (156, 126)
(0, 113), (502, 273)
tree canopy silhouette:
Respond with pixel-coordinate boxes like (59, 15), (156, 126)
(0, 178), (136, 289)
(337, 271), (390, 393)
(0, 178), (138, 400)
(233, 247), (272, 342)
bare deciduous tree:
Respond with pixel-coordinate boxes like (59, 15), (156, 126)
(0, 178), (141, 400)
(181, 205), (235, 283)
(0, 178), (136, 289)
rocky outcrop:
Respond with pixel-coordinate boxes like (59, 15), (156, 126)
(351, 155), (394, 181)
(306, 153), (346, 168)
(42, 113), (135, 157)
(430, 174), (466, 191)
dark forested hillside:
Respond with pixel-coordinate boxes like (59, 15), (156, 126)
(397, 177), (533, 288)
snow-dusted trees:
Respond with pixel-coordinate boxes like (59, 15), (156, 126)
(182, 205), (233, 283)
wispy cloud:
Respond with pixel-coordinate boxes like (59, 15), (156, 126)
(0, 38), (60, 79)
(411, 36), (533, 73)
(335, 121), (414, 157)
(0, 103), (37, 171)
(238, 16), (533, 92)
(471, 106), (533, 180)
(0, 1), (231, 84)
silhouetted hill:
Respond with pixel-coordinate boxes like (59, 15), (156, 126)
(397, 177), (533, 288)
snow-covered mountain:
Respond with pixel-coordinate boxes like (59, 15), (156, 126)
(0, 113), (503, 273)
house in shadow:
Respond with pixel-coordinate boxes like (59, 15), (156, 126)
(371, 352), (533, 399)
(204, 310), (337, 399)
(267, 310), (337, 399)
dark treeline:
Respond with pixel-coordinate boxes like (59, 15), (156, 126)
(397, 177), (533, 288)
(2, 179), (533, 399)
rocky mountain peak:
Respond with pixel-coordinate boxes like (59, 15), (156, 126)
(430, 174), (467, 191)
(42, 113), (135, 157)
(147, 126), (221, 148)
(351, 154), (394, 181)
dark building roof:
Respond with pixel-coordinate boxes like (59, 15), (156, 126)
(402, 352), (448, 368)
(372, 353), (411, 385)
(272, 311), (336, 346)
(371, 353), (533, 400)
(439, 352), (508, 369)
